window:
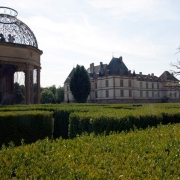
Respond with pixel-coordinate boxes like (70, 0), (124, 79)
(95, 92), (97, 98)
(146, 83), (148, 89)
(120, 69), (123, 76)
(157, 83), (159, 89)
(128, 80), (131, 87)
(129, 90), (132, 97)
(152, 83), (154, 89)
(106, 80), (108, 87)
(140, 82), (142, 88)
(158, 91), (160, 97)
(120, 79), (123, 87)
(95, 82), (97, 89)
(175, 93), (176, 98)
(140, 91), (142, 97)
(67, 86), (69, 91)
(152, 91), (154, 97)
(146, 91), (149, 97)
(121, 90), (124, 97)
(106, 90), (109, 97)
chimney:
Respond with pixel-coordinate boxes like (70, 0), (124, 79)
(90, 63), (94, 73)
(119, 56), (122, 63)
(139, 72), (142, 75)
(128, 70), (131, 76)
(151, 73), (154, 77)
(100, 62), (103, 66)
(105, 69), (109, 77)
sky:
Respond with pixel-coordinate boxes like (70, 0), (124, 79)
(1, 0), (180, 87)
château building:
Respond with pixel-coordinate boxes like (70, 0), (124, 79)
(64, 56), (180, 103)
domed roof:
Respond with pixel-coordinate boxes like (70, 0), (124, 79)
(0, 7), (38, 48)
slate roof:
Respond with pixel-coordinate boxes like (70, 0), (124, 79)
(64, 68), (76, 83)
(65, 57), (180, 84)
(135, 73), (159, 81)
(107, 57), (128, 76)
(159, 71), (179, 82)
(87, 64), (107, 74)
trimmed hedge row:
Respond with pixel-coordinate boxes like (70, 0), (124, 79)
(0, 105), (90, 139)
(0, 111), (54, 146)
(1, 103), (180, 143)
(1, 123), (180, 179)
(68, 108), (180, 138)
(0, 105), (93, 145)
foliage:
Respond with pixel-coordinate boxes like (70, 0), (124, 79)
(48, 85), (56, 96)
(68, 106), (180, 138)
(0, 124), (180, 179)
(2, 103), (180, 141)
(0, 111), (54, 146)
(13, 82), (25, 104)
(41, 89), (54, 104)
(70, 65), (91, 103)
(40, 85), (64, 103)
(56, 86), (64, 103)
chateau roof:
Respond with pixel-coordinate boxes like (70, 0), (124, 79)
(159, 71), (179, 82)
(107, 57), (128, 76)
(64, 57), (180, 85)
(64, 68), (76, 83)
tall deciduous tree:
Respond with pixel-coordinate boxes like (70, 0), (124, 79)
(41, 89), (54, 104)
(171, 47), (180, 75)
(70, 65), (91, 103)
(48, 85), (56, 96)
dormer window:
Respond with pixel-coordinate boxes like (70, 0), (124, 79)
(119, 69), (123, 76)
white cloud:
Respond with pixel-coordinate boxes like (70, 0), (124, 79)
(20, 13), (173, 87)
(1, 0), (180, 87)
(88, 0), (180, 21)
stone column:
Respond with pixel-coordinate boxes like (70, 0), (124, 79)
(37, 67), (40, 104)
(25, 64), (30, 104)
(30, 70), (34, 104)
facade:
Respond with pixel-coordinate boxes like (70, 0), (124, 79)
(64, 56), (180, 103)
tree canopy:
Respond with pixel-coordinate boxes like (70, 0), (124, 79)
(40, 85), (64, 104)
(13, 82), (25, 104)
(70, 65), (91, 103)
(41, 89), (54, 104)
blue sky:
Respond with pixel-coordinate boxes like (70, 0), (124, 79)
(1, 0), (180, 87)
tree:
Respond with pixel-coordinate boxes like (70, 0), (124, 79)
(48, 85), (56, 96)
(70, 65), (91, 103)
(171, 46), (180, 75)
(14, 82), (25, 104)
(41, 89), (54, 104)
(48, 85), (57, 103)
(56, 86), (64, 103)
(171, 60), (180, 75)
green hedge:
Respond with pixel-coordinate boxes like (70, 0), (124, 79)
(53, 109), (73, 139)
(53, 107), (92, 139)
(0, 111), (54, 146)
(0, 124), (180, 179)
(69, 108), (180, 138)
(1, 103), (180, 141)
